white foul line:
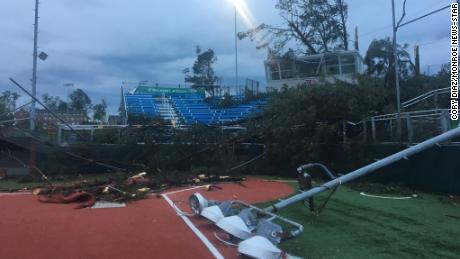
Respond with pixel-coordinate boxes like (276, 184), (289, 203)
(162, 192), (224, 259)
(163, 185), (204, 196)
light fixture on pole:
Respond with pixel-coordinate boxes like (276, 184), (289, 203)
(38, 51), (48, 61)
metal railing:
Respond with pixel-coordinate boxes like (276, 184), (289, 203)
(402, 87), (450, 108)
(344, 109), (453, 144)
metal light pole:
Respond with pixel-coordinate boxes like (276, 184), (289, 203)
(30, 0), (39, 131)
(234, 6), (239, 96)
(390, 1), (451, 138)
(391, 0), (402, 138)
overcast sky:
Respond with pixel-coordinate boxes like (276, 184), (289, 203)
(0, 0), (452, 114)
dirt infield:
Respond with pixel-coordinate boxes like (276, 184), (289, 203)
(0, 178), (293, 259)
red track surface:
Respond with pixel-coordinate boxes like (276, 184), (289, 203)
(0, 178), (293, 259)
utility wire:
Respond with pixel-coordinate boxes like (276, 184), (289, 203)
(9, 78), (85, 140)
(398, 5), (450, 28)
(409, 1), (451, 17)
(418, 39), (449, 47)
(226, 151), (266, 172)
(357, 2), (451, 39)
(2, 126), (126, 172)
(0, 101), (32, 118)
(0, 150), (52, 187)
(0, 117), (31, 125)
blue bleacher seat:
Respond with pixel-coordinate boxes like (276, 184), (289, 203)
(125, 91), (265, 125)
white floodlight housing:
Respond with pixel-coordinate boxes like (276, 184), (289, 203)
(215, 208), (257, 240)
(255, 219), (283, 245)
(189, 195), (304, 258)
(237, 235), (282, 259)
(189, 193), (236, 222)
(189, 193), (208, 215)
(237, 208), (257, 229)
(216, 215), (252, 240)
(201, 205), (225, 222)
(201, 201), (234, 223)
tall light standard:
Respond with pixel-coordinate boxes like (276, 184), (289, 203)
(228, 0), (242, 96)
(30, 0), (48, 131)
(391, 0), (401, 138)
(234, 5), (239, 96)
(31, 0), (39, 131)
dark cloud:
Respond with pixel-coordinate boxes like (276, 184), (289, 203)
(0, 0), (453, 114)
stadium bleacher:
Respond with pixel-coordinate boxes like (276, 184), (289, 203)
(124, 93), (159, 118)
(123, 86), (266, 125)
(171, 97), (265, 124)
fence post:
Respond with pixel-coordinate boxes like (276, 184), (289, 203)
(371, 117), (376, 141)
(118, 128), (121, 145)
(434, 91), (439, 110)
(57, 125), (62, 146)
(362, 121), (367, 142)
(406, 114), (413, 144)
(90, 128), (94, 142)
(440, 110), (450, 133)
(389, 120), (393, 138)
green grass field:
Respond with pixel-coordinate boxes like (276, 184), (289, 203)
(270, 184), (460, 259)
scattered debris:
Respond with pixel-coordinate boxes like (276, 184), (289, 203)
(439, 195), (460, 206)
(38, 191), (96, 209)
(204, 184), (222, 191)
(29, 172), (245, 209)
(91, 201), (126, 209)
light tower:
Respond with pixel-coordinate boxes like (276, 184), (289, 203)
(30, 0), (39, 131)
(234, 5), (239, 96)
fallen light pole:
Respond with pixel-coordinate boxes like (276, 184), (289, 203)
(189, 126), (460, 258)
(268, 126), (460, 212)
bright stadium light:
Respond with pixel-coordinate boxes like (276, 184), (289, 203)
(189, 193), (210, 215)
(189, 193), (235, 222)
(226, 0), (256, 96)
(227, 0), (254, 28)
(188, 193), (304, 258)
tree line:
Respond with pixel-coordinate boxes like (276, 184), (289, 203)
(41, 89), (107, 123)
(0, 88), (108, 124)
